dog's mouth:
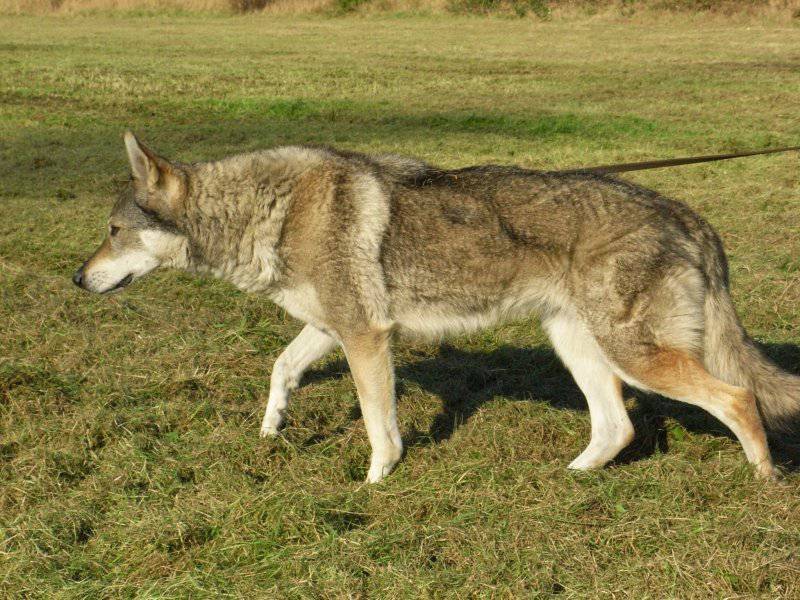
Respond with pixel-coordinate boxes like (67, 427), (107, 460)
(106, 273), (134, 293)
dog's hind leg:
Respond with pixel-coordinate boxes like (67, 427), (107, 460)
(260, 324), (339, 437)
(341, 329), (403, 483)
(612, 348), (777, 480)
(544, 312), (635, 469)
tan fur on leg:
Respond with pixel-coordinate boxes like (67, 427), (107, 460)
(342, 329), (403, 483)
(622, 350), (776, 479)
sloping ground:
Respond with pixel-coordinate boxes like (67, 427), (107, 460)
(1, 15), (799, 598)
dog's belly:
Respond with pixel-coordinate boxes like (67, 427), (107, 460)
(394, 305), (512, 339)
(392, 279), (564, 340)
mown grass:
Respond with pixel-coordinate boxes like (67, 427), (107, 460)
(1, 13), (799, 598)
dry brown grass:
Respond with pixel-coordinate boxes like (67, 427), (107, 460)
(3, 0), (225, 13)
(1, 0), (797, 18)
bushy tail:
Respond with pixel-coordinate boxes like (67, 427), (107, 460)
(703, 285), (800, 432)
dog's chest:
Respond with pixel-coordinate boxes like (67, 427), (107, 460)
(270, 283), (327, 328)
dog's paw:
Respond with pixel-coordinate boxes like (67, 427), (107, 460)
(365, 463), (391, 484)
(259, 415), (283, 438)
(755, 462), (781, 482)
(567, 450), (609, 470)
(259, 425), (279, 438)
(365, 453), (401, 483)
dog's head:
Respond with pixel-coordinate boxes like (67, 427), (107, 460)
(73, 132), (190, 294)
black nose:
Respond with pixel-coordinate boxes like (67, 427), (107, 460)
(72, 265), (85, 288)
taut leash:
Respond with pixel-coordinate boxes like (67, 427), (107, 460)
(559, 145), (800, 175)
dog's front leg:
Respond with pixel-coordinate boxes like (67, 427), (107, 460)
(260, 324), (338, 437)
(342, 329), (403, 483)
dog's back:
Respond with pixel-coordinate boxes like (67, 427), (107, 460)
(378, 164), (705, 338)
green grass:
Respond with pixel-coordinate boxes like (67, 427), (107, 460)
(1, 13), (800, 598)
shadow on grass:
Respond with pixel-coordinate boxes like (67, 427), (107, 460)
(304, 341), (800, 471)
(0, 99), (665, 199)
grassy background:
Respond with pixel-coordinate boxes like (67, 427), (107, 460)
(1, 14), (800, 598)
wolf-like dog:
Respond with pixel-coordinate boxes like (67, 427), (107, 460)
(73, 132), (800, 482)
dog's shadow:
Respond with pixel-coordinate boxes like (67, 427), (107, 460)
(305, 342), (800, 471)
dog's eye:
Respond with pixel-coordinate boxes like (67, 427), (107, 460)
(110, 226), (120, 237)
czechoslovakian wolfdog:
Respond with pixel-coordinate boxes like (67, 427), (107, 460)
(73, 133), (799, 482)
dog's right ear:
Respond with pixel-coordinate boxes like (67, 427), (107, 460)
(124, 131), (186, 223)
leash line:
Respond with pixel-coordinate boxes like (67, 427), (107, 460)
(559, 145), (800, 175)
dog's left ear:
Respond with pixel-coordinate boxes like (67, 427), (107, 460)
(124, 131), (187, 223)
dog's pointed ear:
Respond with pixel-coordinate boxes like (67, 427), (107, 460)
(124, 130), (160, 187)
(124, 131), (186, 222)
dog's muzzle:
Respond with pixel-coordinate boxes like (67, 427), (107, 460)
(72, 264), (133, 293)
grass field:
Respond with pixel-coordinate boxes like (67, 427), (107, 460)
(1, 13), (800, 598)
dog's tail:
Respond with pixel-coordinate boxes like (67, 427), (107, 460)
(702, 251), (800, 432)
